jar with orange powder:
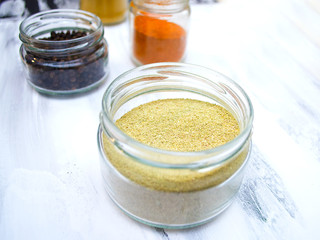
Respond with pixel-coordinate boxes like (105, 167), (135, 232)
(130, 0), (190, 65)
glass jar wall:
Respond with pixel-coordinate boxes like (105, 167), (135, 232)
(19, 9), (109, 95)
(98, 62), (254, 228)
(129, 0), (190, 65)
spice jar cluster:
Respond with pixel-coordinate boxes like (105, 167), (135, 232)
(18, 1), (254, 230)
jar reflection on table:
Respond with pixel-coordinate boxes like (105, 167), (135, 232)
(80, 0), (128, 25)
(129, 0), (190, 65)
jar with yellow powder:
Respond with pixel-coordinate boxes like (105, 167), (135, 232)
(98, 62), (253, 228)
(80, 0), (128, 25)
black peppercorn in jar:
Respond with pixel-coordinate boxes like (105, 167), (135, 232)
(19, 9), (109, 95)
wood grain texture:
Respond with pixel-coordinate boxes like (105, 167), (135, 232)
(0, 0), (319, 239)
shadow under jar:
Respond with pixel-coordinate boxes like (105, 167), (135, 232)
(98, 62), (254, 229)
(19, 9), (109, 95)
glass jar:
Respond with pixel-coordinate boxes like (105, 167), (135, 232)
(80, 0), (128, 25)
(19, 9), (109, 95)
(129, 0), (190, 65)
(98, 62), (254, 229)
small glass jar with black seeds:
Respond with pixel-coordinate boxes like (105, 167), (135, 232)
(19, 9), (109, 95)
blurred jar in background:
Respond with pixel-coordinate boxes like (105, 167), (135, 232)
(130, 0), (190, 65)
(80, 0), (128, 25)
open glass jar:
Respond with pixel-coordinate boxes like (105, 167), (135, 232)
(98, 63), (253, 229)
(130, 0), (190, 65)
(19, 9), (109, 95)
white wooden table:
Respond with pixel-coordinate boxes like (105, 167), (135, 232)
(1, 0), (319, 239)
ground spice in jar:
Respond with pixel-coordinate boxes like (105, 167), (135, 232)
(116, 99), (239, 151)
(80, 0), (128, 25)
(133, 15), (187, 64)
(102, 98), (247, 192)
(99, 63), (253, 227)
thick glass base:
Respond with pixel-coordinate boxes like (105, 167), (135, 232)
(107, 187), (236, 229)
(98, 126), (251, 229)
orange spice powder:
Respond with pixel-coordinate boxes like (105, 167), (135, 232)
(133, 15), (187, 64)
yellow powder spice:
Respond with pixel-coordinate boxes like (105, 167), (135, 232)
(116, 98), (240, 152)
(102, 98), (249, 192)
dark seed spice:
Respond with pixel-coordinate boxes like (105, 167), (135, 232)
(40, 30), (88, 41)
(25, 50), (107, 91)
(23, 30), (108, 92)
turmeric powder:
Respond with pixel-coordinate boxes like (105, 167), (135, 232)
(133, 15), (187, 64)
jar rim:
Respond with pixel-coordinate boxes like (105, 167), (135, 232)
(100, 62), (254, 168)
(132, 0), (190, 14)
(19, 9), (103, 46)
(133, 0), (189, 6)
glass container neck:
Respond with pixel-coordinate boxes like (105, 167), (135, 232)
(19, 9), (103, 53)
(101, 62), (254, 168)
(132, 0), (189, 12)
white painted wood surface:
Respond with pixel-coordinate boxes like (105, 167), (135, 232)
(0, 0), (319, 239)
